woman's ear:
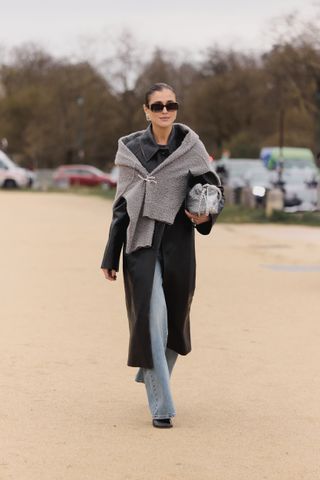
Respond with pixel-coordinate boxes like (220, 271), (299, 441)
(143, 105), (150, 122)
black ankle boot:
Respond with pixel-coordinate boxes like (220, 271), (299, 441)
(152, 418), (173, 428)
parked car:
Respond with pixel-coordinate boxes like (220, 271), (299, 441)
(53, 164), (117, 188)
(215, 158), (262, 187)
(261, 147), (320, 211)
(244, 165), (272, 205)
(269, 166), (319, 210)
(214, 158), (262, 203)
(0, 150), (35, 188)
(260, 147), (317, 170)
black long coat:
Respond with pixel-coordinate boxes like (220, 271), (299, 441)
(101, 170), (222, 369)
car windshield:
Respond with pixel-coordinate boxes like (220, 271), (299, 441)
(63, 168), (81, 175)
(250, 172), (269, 182)
(62, 166), (105, 176)
(283, 158), (315, 168)
(246, 166), (269, 180)
(228, 161), (261, 176)
(0, 152), (18, 169)
(90, 166), (105, 176)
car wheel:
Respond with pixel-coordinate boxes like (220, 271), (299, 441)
(3, 179), (18, 189)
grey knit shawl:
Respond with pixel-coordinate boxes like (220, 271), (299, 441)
(114, 123), (211, 254)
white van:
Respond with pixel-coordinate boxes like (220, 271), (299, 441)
(0, 150), (34, 188)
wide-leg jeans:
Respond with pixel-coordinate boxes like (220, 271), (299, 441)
(135, 259), (178, 419)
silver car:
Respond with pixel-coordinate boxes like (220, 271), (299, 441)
(0, 151), (35, 188)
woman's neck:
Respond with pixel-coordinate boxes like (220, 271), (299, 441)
(152, 124), (173, 145)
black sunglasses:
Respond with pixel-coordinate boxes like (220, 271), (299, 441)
(148, 101), (179, 113)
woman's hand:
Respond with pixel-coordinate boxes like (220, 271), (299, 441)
(185, 210), (210, 226)
(102, 269), (117, 281)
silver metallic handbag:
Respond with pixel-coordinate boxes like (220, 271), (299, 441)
(187, 183), (223, 216)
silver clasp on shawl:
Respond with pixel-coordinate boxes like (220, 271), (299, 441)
(138, 174), (157, 184)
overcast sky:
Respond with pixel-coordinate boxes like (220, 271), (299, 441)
(0, 0), (319, 59)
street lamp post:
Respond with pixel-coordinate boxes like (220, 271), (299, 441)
(278, 105), (285, 186)
(315, 80), (320, 166)
(76, 96), (85, 161)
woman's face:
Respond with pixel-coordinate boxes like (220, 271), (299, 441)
(144, 88), (178, 129)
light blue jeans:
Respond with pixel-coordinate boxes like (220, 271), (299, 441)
(135, 259), (178, 419)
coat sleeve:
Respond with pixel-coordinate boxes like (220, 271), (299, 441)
(188, 170), (224, 236)
(100, 196), (129, 271)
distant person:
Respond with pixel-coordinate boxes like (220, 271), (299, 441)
(0, 137), (8, 152)
(101, 82), (223, 428)
(221, 149), (230, 159)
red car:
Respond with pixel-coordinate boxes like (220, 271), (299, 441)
(53, 164), (116, 188)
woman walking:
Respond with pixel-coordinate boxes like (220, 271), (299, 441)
(101, 83), (223, 428)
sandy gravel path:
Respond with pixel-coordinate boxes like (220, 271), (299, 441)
(1, 192), (320, 480)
